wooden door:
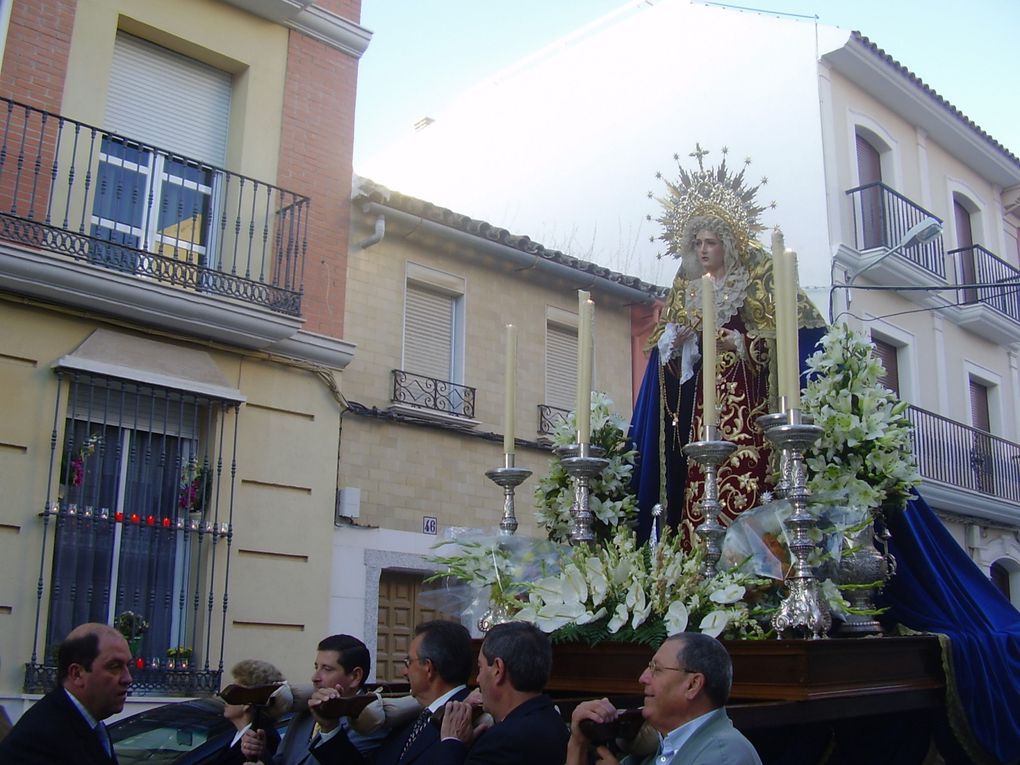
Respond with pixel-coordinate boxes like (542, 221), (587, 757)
(856, 134), (884, 249)
(955, 200), (977, 304)
(376, 572), (457, 681)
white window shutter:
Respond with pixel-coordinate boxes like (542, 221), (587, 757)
(106, 33), (231, 166)
(546, 323), (578, 410)
(405, 284), (454, 381)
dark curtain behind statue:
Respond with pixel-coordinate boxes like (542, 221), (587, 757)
(880, 493), (1020, 765)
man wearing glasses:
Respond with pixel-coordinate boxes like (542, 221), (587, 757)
(374, 620), (474, 765)
(566, 633), (761, 765)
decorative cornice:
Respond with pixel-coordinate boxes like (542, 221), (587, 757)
(221, 0), (372, 58)
(288, 5), (371, 58)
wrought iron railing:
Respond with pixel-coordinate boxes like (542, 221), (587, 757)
(907, 405), (1020, 504)
(947, 244), (1020, 322)
(538, 404), (570, 435)
(0, 96), (307, 316)
(845, 182), (945, 279)
(24, 662), (221, 697)
(392, 370), (476, 418)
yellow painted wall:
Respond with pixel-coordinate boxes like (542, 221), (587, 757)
(0, 300), (346, 697)
(61, 0), (288, 183)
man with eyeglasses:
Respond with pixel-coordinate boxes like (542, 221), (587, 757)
(241, 633), (386, 765)
(374, 620), (475, 765)
(566, 633), (761, 765)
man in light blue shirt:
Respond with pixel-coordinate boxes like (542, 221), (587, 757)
(567, 633), (761, 765)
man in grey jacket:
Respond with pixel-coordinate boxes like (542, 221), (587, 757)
(567, 633), (761, 765)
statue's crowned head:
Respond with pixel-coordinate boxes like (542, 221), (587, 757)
(649, 144), (773, 273)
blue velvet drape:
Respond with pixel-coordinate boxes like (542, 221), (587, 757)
(881, 494), (1020, 764)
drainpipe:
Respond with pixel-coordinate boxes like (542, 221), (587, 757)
(359, 200), (659, 305)
(357, 213), (386, 249)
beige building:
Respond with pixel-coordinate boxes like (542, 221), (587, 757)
(337, 178), (662, 680)
(822, 34), (1020, 604)
(0, 0), (369, 719)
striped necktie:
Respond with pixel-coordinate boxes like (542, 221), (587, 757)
(400, 708), (432, 759)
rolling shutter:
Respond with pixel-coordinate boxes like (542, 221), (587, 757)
(546, 322), (578, 410)
(404, 283), (454, 381)
(106, 32), (231, 165)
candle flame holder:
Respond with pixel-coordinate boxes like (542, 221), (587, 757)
(556, 443), (609, 545)
(758, 410), (830, 639)
(485, 453), (532, 536)
(682, 427), (736, 576)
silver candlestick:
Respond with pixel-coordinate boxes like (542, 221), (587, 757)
(485, 453), (532, 536)
(759, 409), (830, 639)
(682, 426), (736, 576)
(557, 443), (609, 545)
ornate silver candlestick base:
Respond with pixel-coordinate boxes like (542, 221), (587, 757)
(760, 411), (830, 639)
(682, 430), (736, 576)
(557, 443), (609, 545)
(756, 411), (792, 499)
(485, 453), (532, 536)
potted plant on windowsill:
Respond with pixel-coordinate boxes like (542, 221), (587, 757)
(166, 645), (193, 670)
(114, 611), (150, 658)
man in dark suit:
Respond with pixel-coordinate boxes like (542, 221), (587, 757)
(437, 621), (567, 765)
(242, 634), (385, 765)
(567, 633), (761, 765)
(0, 622), (133, 764)
(373, 620), (475, 765)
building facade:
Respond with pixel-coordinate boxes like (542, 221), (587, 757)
(334, 178), (662, 679)
(0, 0), (369, 718)
(356, 2), (1020, 609)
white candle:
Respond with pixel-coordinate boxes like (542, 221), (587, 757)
(771, 229), (791, 407)
(785, 249), (802, 410)
(577, 296), (594, 444)
(701, 275), (717, 432)
(503, 323), (517, 454)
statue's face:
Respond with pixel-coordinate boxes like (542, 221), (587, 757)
(694, 229), (726, 277)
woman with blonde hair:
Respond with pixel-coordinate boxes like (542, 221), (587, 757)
(216, 659), (290, 764)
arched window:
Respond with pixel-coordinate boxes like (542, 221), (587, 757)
(991, 560), (1011, 602)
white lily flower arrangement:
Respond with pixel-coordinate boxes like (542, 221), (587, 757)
(512, 525), (769, 643)
(534, 392), (638, 544)
(801, 323), (921, 514)
(427, 393), (771, 644)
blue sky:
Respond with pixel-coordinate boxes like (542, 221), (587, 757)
(354, 0), (1019, 166)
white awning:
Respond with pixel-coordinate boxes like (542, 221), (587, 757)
(54, 329), (246, 404)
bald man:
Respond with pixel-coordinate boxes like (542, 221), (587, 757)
(0, 622), (133, 764)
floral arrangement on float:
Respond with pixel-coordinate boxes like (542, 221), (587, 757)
(801, 322), (921, 515)
(427, 394), (772, 643)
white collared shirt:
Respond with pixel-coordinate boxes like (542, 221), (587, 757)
(655, 709), (715, 764)
(428, 684), (468, 714)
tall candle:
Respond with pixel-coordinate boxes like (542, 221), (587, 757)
(785, 249), (802, 410)
(503, 323), (517, 454)
(701, 275), (717, 431)
(771, 229), (792, 407)
(576, 291), (593, 444)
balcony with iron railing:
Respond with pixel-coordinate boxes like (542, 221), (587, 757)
(845, 182), (945, 279)
(391, 369), (477, 421)
(538, 404), (570, 436)
(907, 405), (1020, 524)
(946, 243), (1020, 330)
(0, 96), (309, 345)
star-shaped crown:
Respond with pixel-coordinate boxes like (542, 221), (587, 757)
(648, 145), (774, 259)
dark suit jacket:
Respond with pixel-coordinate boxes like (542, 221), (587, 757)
(0, 686), (119, 765)
(273, 707), (380, 765)
(213, 723), (281, 765)
(435, 695), (568, 765)
(373, 687), (472, 765)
